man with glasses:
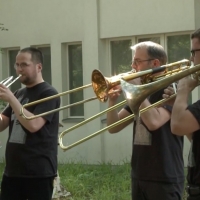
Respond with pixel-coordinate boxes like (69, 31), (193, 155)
(0, 47), (60, 200)
(107, 41), (184, 200)
(164, 28), (200, 200)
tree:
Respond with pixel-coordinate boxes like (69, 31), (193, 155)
(0, 23), (8, 53)
(0, 23), (8, 31)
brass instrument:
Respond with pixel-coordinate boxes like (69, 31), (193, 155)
(59, 96), (175, 151)
(18, 58), (199, 151)
(19, 70), (144, 119)
(20, 59), (189, 119)
(19, 83), (94, 120)
(59, 59), (196, 151)
(0, 75), (21, 88)
(91, 59), (190, 103)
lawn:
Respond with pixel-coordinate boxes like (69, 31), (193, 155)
(0, 162), (187, 200)
(58, 162), (131, 200)
(57, 162), (188, 200)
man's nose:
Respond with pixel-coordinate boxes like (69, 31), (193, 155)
(131, 64), (137, 72)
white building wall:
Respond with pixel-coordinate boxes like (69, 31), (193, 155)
(0, 0), (198, 166)
(99, 0), (195, 38)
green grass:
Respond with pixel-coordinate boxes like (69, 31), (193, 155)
(58, 162), (131, 200)
(0, 162), (188, 200)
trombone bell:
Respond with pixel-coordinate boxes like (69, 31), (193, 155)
(91, 59), (190, 104)
(92, 69), (121, 102)
(91, 69), (141, 102)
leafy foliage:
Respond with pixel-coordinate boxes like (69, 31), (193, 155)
(0, 23), (8, 53)
(0, 23), (8, 31)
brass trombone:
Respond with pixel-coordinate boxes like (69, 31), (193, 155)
(20, 59), (189, 120)
(19, 69), (139, 120)
(59, 59), (196, 151)
(59, 96), (176, 151)
(18, 58), (196, 151)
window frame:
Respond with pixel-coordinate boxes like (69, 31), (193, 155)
(63, 42), (84, 119)
(8, 48), (22, 92)
(31, 45), (52, 85)
(108, 37), (134, 76)
(136, 34), (165, 48)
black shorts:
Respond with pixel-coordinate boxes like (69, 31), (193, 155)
(0, 175), (54, 200)
(131, 178), (184, 200)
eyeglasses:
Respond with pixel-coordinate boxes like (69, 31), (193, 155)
(191, 49), (200, 57)
(14, 63), (30, 69)
(131, 58), (154, 66)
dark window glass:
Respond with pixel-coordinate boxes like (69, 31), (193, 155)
(68, 44), (83, 116)
(37, 47), (52, 84)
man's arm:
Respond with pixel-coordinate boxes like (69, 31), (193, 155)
(0, 114), (10, 132)
(139, 98), (171, 131)
(127, 77), (171, 131)
(171, 91), (200, 134)
(163, 81), (197, 138)
(9, 97), (46, 133)
(106, 86), (133, 133)
(107, 106), (132, 133)
(0, 85), (46, 133)
(171, 77), (200, 135)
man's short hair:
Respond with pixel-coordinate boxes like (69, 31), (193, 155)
(191, 28), (200, 42)
(19, 47), (43, 65)
(131, 41), (167, 65)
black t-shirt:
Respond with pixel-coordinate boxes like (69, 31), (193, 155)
(2, 82), (60, 178)
(187, 100), (200, 185)
(125, 89), (184, 183)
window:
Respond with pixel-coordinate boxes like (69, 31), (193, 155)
(110, 40), (132, 107)
(167, 35), (190, 63)
(36, 46), (52, 84)
(8, 49), (21, 92)
(167, 34), (191, 104)
(109, 34), (192, 106)
(68, 44), (83, 117)
(111, 40), (132, 75)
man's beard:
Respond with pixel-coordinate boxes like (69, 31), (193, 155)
(20, 76), (34, 86)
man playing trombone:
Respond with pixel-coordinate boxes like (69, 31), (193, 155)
(107, 41), (184, 200)
(0, 47), (60, 200)
(164, 28), (200, 200)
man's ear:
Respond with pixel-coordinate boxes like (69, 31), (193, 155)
(153, 59), (161, 67)
(37, 63), (42, 72)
